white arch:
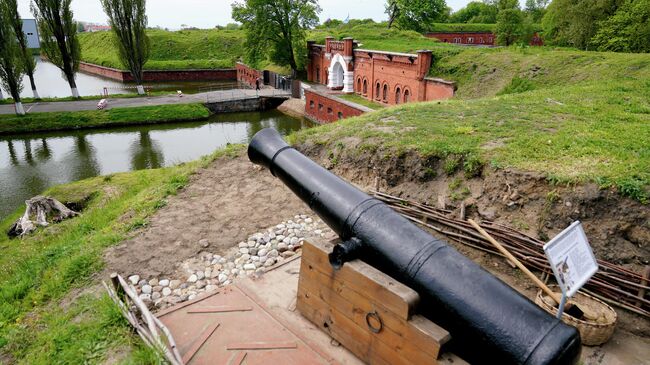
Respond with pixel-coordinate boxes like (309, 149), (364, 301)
(327, 53), (354, 93)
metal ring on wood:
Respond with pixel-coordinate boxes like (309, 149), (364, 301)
(365, 311), (383, 334)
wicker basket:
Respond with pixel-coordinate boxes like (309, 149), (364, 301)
(535, 286), (617, 346)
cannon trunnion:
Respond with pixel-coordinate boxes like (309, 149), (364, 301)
(248, 128), (581, 365)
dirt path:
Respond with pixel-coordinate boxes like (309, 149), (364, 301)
(103, 154), (309, 278)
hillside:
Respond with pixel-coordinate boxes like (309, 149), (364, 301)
(78, 29), (245, 70)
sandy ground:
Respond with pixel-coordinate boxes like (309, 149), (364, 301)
(103, 154), (309, 278)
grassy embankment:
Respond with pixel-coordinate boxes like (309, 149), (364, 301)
(0, 144), (244, 364)
(79, 29), (245, 70)
(0, 103), (211, 135)
(293, 46), (650, 203)
(0, 91), (174, 105)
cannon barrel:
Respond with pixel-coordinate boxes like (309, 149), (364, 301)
(248, 128), (581, 365)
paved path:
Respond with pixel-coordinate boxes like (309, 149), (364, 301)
(0, 88), (289, 115)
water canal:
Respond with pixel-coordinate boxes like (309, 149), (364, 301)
(0, 110), (311, 220)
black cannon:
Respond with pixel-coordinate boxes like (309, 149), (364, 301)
(248, 128), (581, 365)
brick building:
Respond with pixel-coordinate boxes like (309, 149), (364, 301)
(426, 31), (544, 46)
(306, 37), (455, 105)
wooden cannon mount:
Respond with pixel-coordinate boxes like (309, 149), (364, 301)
(298, 239), (465, 365)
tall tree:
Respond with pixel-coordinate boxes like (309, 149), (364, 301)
(525, 0), (549, 23)
(3, 0), (39, 99)
(542, 0), (623, 50)
(495, 8), (524, 45)
(590, 0), (650, 53)
(232, 0), (320, 76)
(31, 0), (81, 98)
(101, 0), (150, 95)
(385, 0), (447, 31)
(0, 3), (26, 115)
(449, 1), (497, 23)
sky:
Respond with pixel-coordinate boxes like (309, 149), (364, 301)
(16, 0), (510, 30)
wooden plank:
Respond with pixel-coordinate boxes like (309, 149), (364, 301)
(155, 290), (221, 318)
(299, 259), (447, 360)
(226, 341), (298, 350)
(228, 351), (247, 365)
(182, 322), (220, 364)
(301, 240), (419, 320)
(187, 306), (253, 314)
(298, 285), (436, 365)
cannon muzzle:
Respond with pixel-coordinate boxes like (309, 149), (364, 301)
(248, 128), (581, 365)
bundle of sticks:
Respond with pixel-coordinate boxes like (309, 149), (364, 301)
(370, 191), (650, 319)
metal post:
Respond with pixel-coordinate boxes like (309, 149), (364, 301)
(556, 291), (568, 319)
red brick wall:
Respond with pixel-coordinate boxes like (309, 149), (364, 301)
(307, 42), (455, 106)
(426, 32), (495, 45)
(236, 62), (262, 88)
(424, 78), (456, 100)
(304, 89), (370, 124)
(79, 62), (237, 82)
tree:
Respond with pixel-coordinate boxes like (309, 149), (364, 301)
(496, 8), (524, 45)
(31, 0), (81, 98)
(542, 0), (623, 50)
(0, 3), (26, 115)
(2, 0), (39, 99)
(590, 0), (650, 53)
(385, 0), (447, 32)
(525, 0), (549, 23)
(449, 1), (498, 23)
(232, 0), (320, 76)
(101, 0), (150, 95)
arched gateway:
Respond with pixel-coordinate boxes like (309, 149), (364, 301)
(327, 53), (354, 93)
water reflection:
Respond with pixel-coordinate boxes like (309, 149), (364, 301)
(0, 110), (311, 220)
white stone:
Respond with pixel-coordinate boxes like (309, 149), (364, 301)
(247, 240), (256, 248)
(239, 247), (249, 254)
(188, 294), (197, 301)
(238, 242), (247, 248)
(188, 274), (198, 283)
(277, 242), (288, 252)
(258, 248), (269, 257)
(128, 275), (140, 285)
(148, 278), (159, 286)
(218, 273), (228, 283)
(139, 293), (151, 301)
(241, 253), (251, 261)
(264, 258), (276, 267)
(159, 279), (170, 287)
(151, 292), (161, 300)
(169, 280), (181, 289)
(268, 249), (279, 258)
(141, 285), (152, 294)
(196, 271), (205, 280)
(305, 218), (313, 224)
(251, 255), (260, 262)
(243, 263), (256, 271)
(231, 268), (239, 275)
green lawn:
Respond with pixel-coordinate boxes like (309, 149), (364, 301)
(292, 78), (650, 203)
(0, 103), (211, 135)
(337, 93), (386, 110)
(0, 144), (244, 364)
(79, 29), (245, 70)
(0, 91), (173, 105)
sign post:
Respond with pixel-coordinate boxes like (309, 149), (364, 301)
(543, 221), (599, 317)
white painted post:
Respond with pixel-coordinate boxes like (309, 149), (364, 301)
(15, 102), (25, 115)
(136, 85), (145, 95)
(343, 70), (355, 93)
(32, 88), (40, 99)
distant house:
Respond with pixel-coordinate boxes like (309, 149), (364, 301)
(426, 31), (544, 47)
(84, 24), (112, 32)
(22, 19), (40, 49)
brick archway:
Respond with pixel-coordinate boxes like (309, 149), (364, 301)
(327, 53), (354, 93)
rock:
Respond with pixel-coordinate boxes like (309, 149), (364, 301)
(249, 248), (258, 256)
(253, 261), (262, 268)
(159, 279), (170, 287)
(141, 285), (152, 294)
(282, 251), (296, 258)
(204, 269), (212, 278)
(231, 268), (239, 275)
(239, 247), (249, 255)
(162, 287), (172, 296)
(188, 294), (196, 301)
(478, 206), (498, 221)
(241, 253), (251, 262)
(206, 284), (216, 291)
(276, 235), (286, 242)
(264, 258), (276, 267)
(169, 280), (181, 289)
(128, 275), (140, 285)
(173, 289), (182, 296)
(258, 248), (269, 257)
(199, 239), (210, 248)
(251, 255), (260, 262)
(151, 292), (161, 300)
(218, 273), (228, 283)
(138, 279), (148, 287)
(243, 263), (256, 271)
(290, 237), (299, 245)
(305, 218), (313, 224)
(223, 280), (231, 286)
(188, 274), (198, 283)
(180, 294), (189, 302)
(314, 229), (322, 235)
(195, 280), (206, 289)
(247, 240), (256, 248)
(277, 242), (288, 252)
(238, 242), (247, 248)
(180, 283), (189, 289)
(139, 293), (151, 301)
(268, 249), (279, 258)
(196, 271), (205, 280)
(148, 278), (159, 286)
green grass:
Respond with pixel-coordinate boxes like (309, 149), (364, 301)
(0, 91), (173, 105)
(337, 93), (386, 110)
(79, 29), (245, 70)
(0, 144), (244, 364)
(0, 103), (211, 134)
(292, 78), (650, 203)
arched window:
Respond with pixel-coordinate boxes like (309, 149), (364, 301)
(375, 82), (381, 100)
(382, 83), (388, 103)
(395, 87), (401, 105)
(404, 89), (410, 103)
(357, 78), (361, 93)
(363, 79), (368, 95)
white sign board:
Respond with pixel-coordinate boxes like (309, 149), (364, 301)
(543, 221), (598, 297)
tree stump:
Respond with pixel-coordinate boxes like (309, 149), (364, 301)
(8, 196), (79, 238)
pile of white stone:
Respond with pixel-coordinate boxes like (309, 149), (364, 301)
(129, 214), (331, 310)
